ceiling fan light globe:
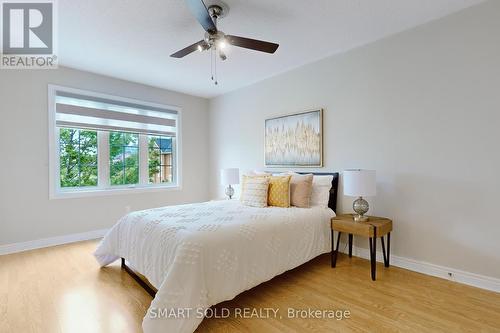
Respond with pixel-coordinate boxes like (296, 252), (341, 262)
(218, 40), (227, 49)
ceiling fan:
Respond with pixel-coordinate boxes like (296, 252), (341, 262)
(170, 0), (280, 84)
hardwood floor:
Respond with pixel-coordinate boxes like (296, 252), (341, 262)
(1, 240), (500, 333)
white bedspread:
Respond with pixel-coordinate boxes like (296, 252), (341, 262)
(94, 200), (335, 333)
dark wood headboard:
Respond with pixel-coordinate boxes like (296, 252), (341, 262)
(265, 172), (340, 212)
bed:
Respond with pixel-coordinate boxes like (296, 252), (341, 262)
(94, 172), (339, 333)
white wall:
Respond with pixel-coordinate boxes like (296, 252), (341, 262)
(0, 67), (209, 245)
(209, 1), (500, 278)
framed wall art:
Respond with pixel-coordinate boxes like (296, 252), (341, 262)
(265, 109), (323, 167)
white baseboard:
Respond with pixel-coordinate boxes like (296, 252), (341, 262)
(1, 230), (499, 293)
(0, 229), (108, 255)
(338, 243), (500, 293)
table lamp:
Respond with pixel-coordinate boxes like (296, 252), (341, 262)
(220, 168), (239, 199)
(343, 169), (376, 222)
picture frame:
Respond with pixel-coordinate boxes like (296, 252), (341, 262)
(265, 109), (323, 167)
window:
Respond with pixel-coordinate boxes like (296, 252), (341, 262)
(148, 136), (174, 184)
(48, 85), (181, 198)
(59, 128), (98, 187)
(110, 132), (139, 186)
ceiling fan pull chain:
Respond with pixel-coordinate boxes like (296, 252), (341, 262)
(214, 47), (218, 85)
(210, 48), (214, 81)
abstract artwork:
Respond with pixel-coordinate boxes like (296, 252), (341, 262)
(265, 109), (323, 167)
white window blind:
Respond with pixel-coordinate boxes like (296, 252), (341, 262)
(55, 92), (178, 136)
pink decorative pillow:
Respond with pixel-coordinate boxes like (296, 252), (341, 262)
(288, 174), (313, 208)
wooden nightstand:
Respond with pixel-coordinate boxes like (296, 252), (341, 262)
(331, 214), (392, 281)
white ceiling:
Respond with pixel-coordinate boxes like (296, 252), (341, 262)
(59, 0), (484, 98)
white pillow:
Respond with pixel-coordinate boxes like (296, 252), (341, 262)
(244, 170), (271, 177)
(240, 176), (270, 208)
(310, 175), (333, 208)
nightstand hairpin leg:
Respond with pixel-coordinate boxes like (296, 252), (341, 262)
(348, 234), (353, 257)
(369, 227), (377, 281)
(381, 232), (390, 267)
(331, 231), (342, 268)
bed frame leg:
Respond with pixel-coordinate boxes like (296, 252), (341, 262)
(121, 257), (157, 298)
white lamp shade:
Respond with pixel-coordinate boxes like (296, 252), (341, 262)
(343, 169), (376, 197)
(220, 168), (240, 185)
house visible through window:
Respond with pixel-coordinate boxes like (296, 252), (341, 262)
(148, 136), (173, 184)
(49, 86), (180, 197)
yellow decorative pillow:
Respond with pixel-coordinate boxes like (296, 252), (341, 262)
(268, 175), (292, 208)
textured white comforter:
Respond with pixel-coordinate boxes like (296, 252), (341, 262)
(94, 200), (335, 333)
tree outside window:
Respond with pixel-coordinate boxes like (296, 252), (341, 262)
(59, 128), (98, 187)
(109, 132), (139, 186)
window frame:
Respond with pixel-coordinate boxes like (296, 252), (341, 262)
(48, 84), (182, 199)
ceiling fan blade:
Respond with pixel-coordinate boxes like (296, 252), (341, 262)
(226, 35), (279, 54)
(170, 40), (205, 58)
(185, 0), (217, 34)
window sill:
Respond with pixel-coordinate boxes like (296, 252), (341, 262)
(50, 184), (181, 200)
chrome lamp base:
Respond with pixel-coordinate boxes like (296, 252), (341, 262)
(225, 184), (235, 199)
(353, 196), (369, 222)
